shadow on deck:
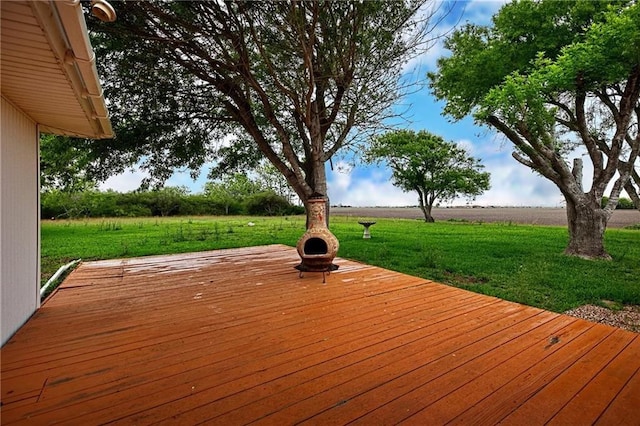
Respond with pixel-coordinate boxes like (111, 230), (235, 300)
(1, 245), (639, 424)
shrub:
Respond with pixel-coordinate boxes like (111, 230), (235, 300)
(41, 190), (68, 219)
(616, 197), (635, 210)
(41, 188), (304, 218)
(244, 191), (294, 216)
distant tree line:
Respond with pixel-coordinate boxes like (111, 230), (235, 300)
(41, 174), (304, 220)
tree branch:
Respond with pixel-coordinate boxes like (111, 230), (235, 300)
(487, 115), (564, 186)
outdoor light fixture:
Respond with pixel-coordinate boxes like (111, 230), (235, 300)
(90, 0), (116, 22)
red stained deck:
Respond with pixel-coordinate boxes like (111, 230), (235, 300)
(1, 244), (639, 425)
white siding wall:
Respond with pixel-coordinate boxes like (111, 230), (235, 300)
(1, 96), (40, 346)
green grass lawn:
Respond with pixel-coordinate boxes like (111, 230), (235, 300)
(41, 215), (640, 313)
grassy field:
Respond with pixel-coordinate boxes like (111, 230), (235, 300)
(41, 215), (640, 313)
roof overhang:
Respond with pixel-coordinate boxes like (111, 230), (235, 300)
(1, 0), (113, 139)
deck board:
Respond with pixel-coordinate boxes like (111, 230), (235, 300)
(1, 244), (638, 425)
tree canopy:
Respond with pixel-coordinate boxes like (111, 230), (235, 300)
(429, 0), (640, 259)
(203, 173), (262, 215)
(366, 130), (490, 222)
(80, 0), (444, 211)
(40, 135), (97, 192)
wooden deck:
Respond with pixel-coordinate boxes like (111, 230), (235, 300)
(1, 244), (639, 425)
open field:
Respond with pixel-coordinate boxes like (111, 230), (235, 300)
(41, 215), (640, 316)
(332, 206), (640, 228)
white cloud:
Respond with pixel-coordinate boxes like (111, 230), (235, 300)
(99, 167), (149, 192)
(475, 161), (563, 207)
(329, 179), (417, 207)
(331, 161), (353, 192)
(455, 138), (475, 156)
(328, 142), (565, 207)
(99, 163), (213, 194)
(463, 135), (564, 206)
(328, 166), (416, 207)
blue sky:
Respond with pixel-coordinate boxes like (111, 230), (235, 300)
(100, 0), (566, 207)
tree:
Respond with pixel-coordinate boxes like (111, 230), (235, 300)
(254, 160), (301, 206)
(151, 186), (190, 217)
(203, 173), (262, 215)
(366, 130), (490, 222)
(429, 0), (640, 259)
(40, 134), (97, 192)
(244, 191), (296, 216)
(83, 1), (445, 225)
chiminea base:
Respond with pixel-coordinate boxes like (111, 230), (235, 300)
(295, 263), (339, 283)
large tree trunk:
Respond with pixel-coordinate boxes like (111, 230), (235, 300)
(301, 157), (330, 228)
(564, 196), (612, 260)
(419, 203), (435, 223)
(417, 189), (435, 222)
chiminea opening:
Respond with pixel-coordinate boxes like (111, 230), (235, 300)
(304, 237), (328, 255)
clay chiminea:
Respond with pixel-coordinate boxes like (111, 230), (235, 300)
(295, 195), (339, 278)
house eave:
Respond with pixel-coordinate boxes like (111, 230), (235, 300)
(1, 0), (114, 139)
